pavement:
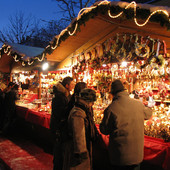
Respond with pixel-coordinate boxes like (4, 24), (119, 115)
(0, 118), (164, 170)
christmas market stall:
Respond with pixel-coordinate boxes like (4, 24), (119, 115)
(2, 1), (169, 170)
(0, 42), (47, 107)
(41, 1), (170, 169)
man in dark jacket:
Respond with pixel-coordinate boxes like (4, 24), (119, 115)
(50, 76), (75, 170)
(3, 82), (19, 133)
(100, 79), (152, 170)
(0, 83), (6, 130)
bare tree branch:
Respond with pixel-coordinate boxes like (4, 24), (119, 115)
(53, 0), (97, 23)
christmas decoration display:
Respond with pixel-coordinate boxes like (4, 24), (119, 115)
(70, 32), (170, 142)
(44, 1), (170, 57)
(72, 33), (167, 73)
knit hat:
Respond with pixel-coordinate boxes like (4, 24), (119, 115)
(80, 88), (97, 102)
(110, 79), (125, 95)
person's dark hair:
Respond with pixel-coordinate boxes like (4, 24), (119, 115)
(80, 88), (97, 102)
(61, 76), (73, 87)
(74, 82), (87, 96)
(13, 84), (19, 90)
(110, 79), (125, 95)
(8, 82), (14, 88)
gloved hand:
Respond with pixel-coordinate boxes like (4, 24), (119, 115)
(70, 152), (88, 167)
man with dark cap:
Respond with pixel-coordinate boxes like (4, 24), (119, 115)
(100, 79), (152, 170)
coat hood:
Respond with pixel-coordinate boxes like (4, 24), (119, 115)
(53, 82), (69, 97)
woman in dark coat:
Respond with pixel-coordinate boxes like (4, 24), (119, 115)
(66, 82), (87, 116)
(63, 88), (97, 170)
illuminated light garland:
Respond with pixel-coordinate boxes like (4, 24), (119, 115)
(13, 54), (20, 62)
(69, 0), (109, 36)
(49, 0), (169, 53)
(22, 61), (26, 66)
(108, 1), (169, 27)
(7, 50), (11, 56)
(0, 44), (45, 66)
(51, 0), (110, 50)
(35, 53), (45, 62)
(51, 28), (68, 49)
(28, 60), (34, 65)
(4, 46), (11, 54)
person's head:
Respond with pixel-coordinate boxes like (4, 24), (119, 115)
(133, 79), (140, 91)
(8, 82), (15, 88)
(61, 76), (75, 92)
(13, 84), (19, 91)
(0, 83), (6, 91)
(80, 88), (97, 106)
(26, 78), (30, 84)
(110, 79), (125, 95)
(74, 82), (87, 96)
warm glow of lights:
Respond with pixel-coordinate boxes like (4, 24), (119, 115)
(42, 62), (49, 70)
(121, 61), (127, 67)
(22, 61), (26, 66)
(28, 60), (34, 65)
(48, 0), (169, 56)
(13, 55), (20, 62)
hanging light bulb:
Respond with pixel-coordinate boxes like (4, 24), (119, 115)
(42, 62), (49, 70)
(121, 61), (127, 67)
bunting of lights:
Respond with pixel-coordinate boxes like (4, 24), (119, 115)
(0, 44), (45, 66)
(44, 0), (170, 55)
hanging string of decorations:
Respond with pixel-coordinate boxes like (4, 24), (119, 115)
(72, 33), (167, 73)
(0, 44), (45, 66)
(44, 1), (170, 55)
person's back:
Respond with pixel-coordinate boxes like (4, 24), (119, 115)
(104, 91), (151, 165)
(100, 79), (152, 170)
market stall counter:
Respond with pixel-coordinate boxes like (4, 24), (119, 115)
(16, 105), (50, 129)
(16, 105), (170, 170)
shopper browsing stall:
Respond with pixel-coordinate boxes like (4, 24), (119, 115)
(63, 88), (97, 170)
(50, 76), (75, 170)
(100, 79), (152, 170)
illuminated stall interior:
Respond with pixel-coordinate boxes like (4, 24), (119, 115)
(43, 1), (170, 141)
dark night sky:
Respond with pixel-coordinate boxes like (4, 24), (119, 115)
(0, 0), (60, 30)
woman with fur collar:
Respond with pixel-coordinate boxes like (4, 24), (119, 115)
(63, 88), (97, 170)
(50, 76), (75, 170)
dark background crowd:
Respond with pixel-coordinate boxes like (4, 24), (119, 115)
(0, 82), (19, 134)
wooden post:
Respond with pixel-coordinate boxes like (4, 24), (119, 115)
(38, 71), (42, 108)
(10, 72), (13, 82)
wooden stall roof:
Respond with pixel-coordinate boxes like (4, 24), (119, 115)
(0, 43), (44, 73)
(45, 1), (170, 64)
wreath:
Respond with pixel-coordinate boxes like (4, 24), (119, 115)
(135, 44), (150, 58)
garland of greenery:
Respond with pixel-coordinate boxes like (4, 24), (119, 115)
(46, 2), (170, 55)
(0, 44), (45, 67)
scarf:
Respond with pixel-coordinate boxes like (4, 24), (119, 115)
(75, 102), (98, 142)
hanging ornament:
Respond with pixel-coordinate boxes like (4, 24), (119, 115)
(135, 35), (150, 59)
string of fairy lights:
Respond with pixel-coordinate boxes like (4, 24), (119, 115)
(0, 0), (169, 67)
(48, 0), (169, 52)
(0, 44), (45, 66)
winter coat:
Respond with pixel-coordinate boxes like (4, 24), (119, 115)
(63, 98), (96, 170)
(0, 89), (5, 129)
(100, 91), (152, 166)
(50, 82), (71, 135)
(3, 88), (18, 132)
